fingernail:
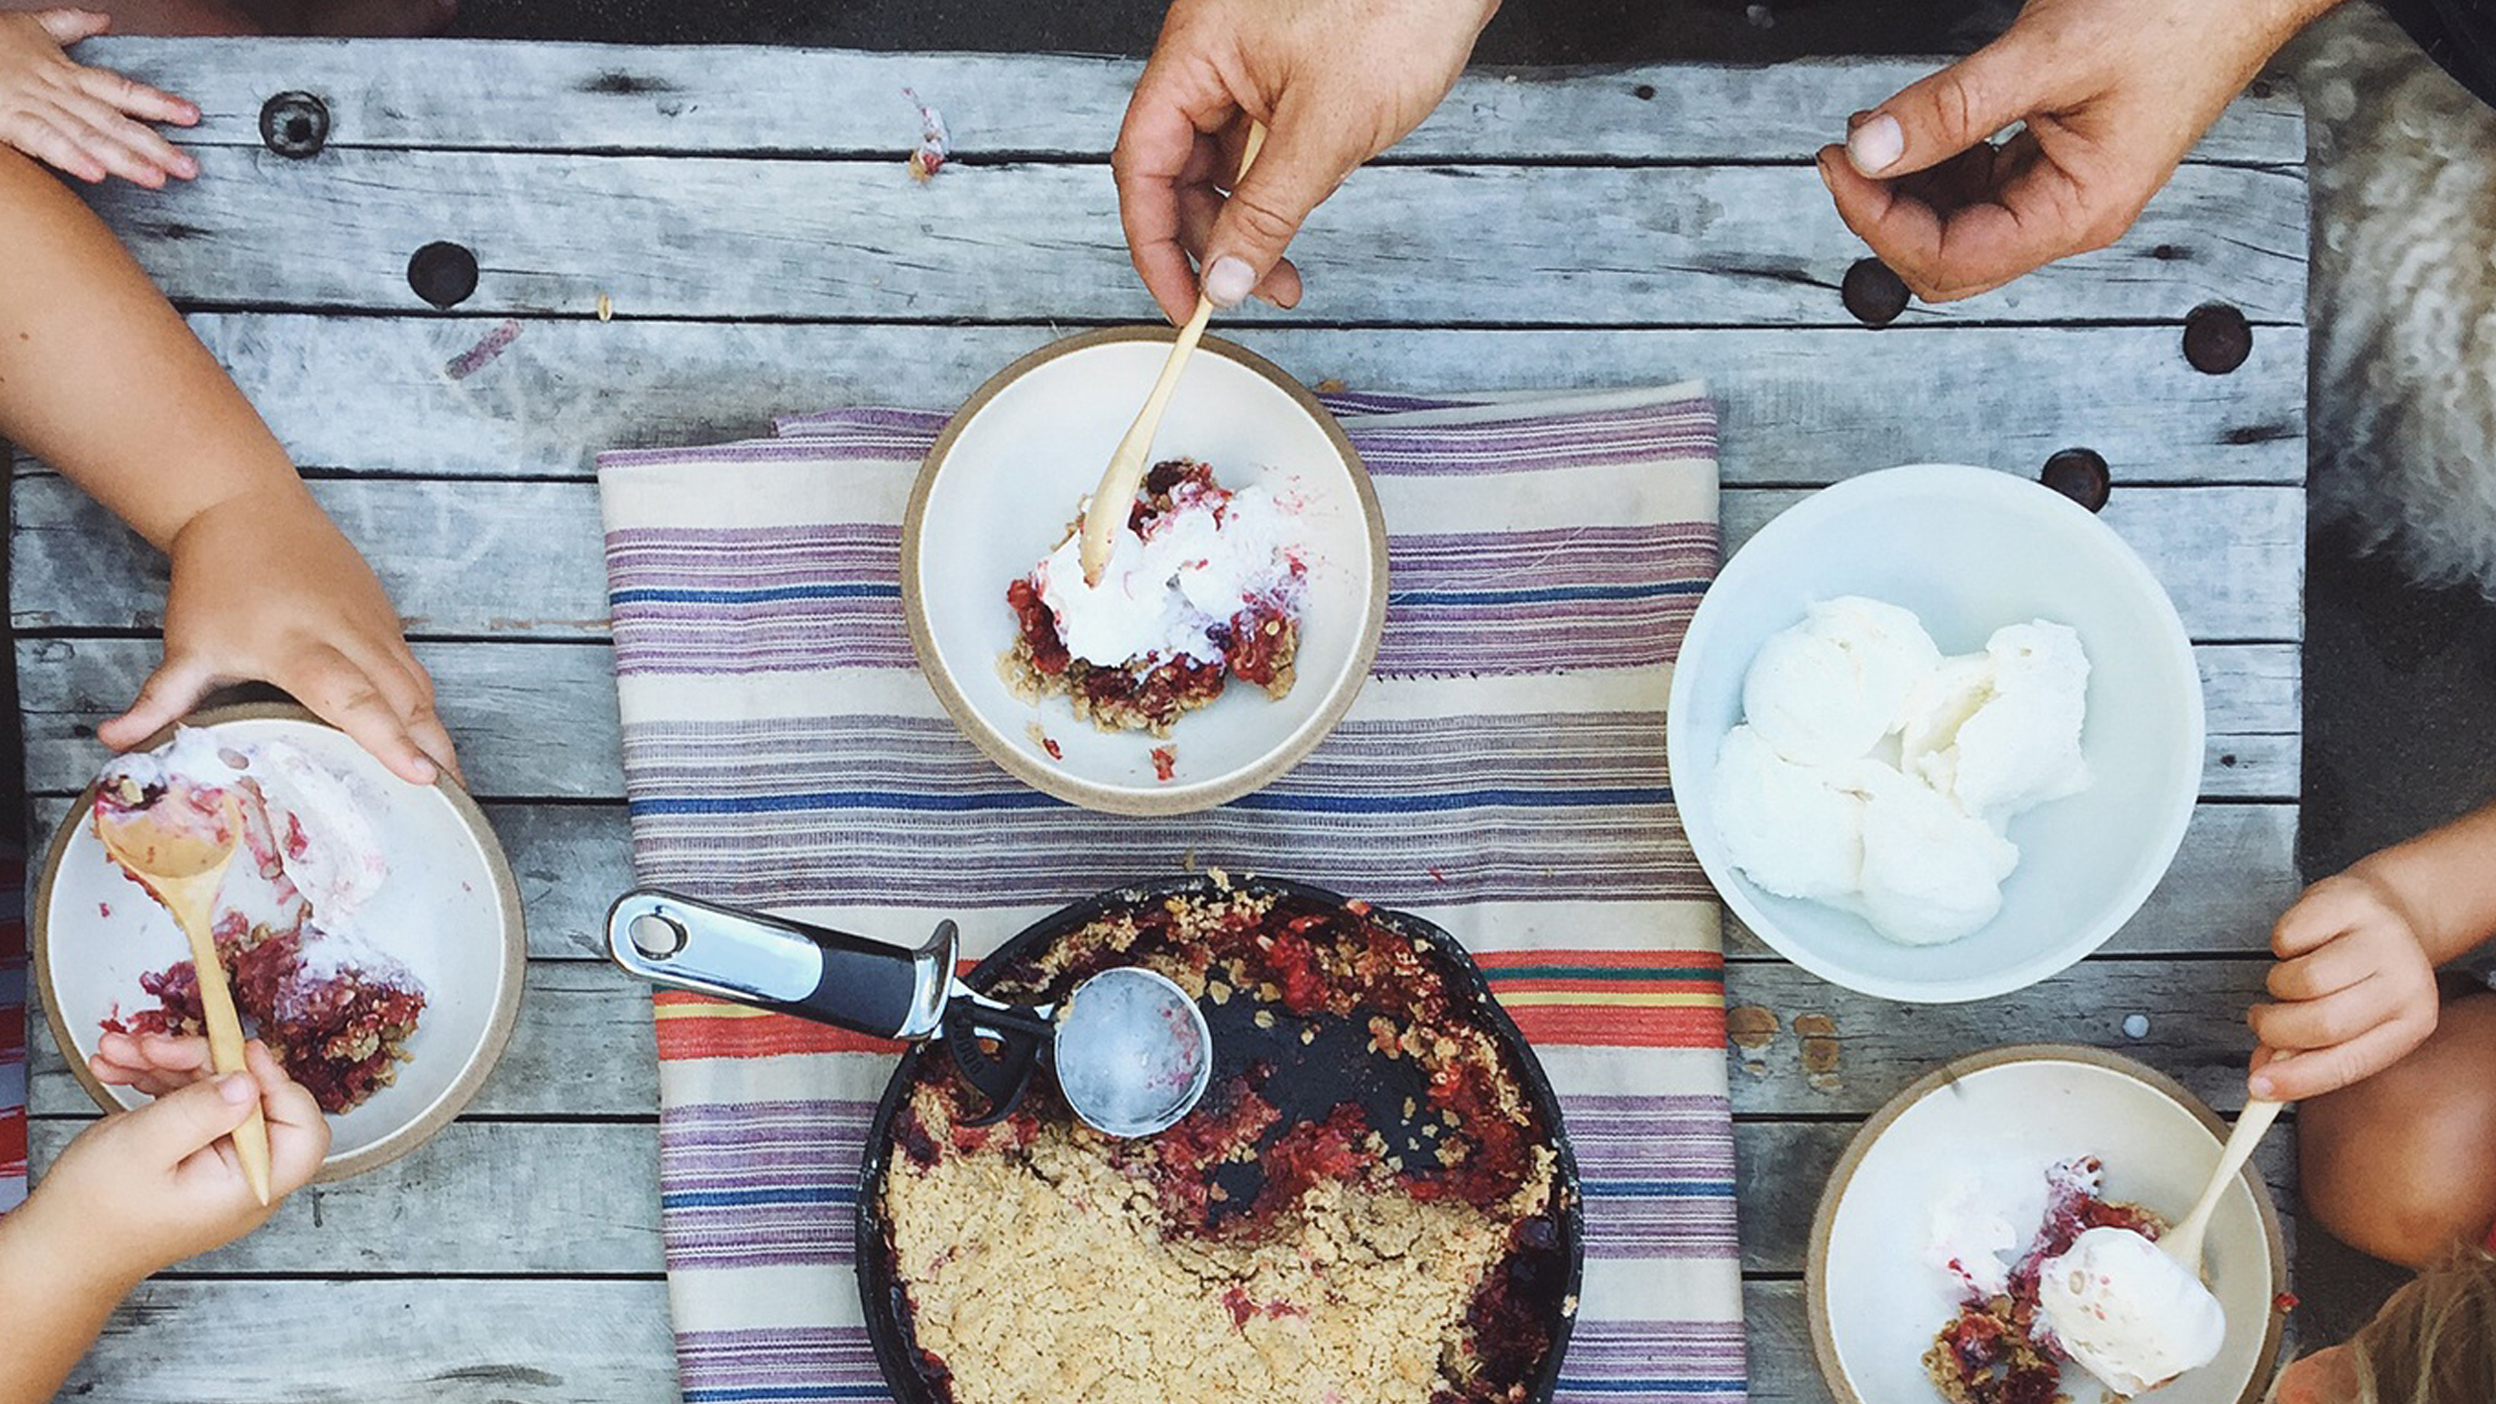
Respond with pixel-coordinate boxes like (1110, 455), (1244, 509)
(1202, 256), (1256, 308)
(217, 1072), (256, 1104)
(1847, 113), (1904, 176)
(2248, 1073), (2275, 1098)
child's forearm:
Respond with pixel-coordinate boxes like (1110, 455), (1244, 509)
(0, 1195), (146, 1404)
(0, 148), (313, 552)
(2346, 799), (2496, 966)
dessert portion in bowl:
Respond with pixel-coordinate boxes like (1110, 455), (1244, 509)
(1711, 595), (2092, 946)
(1924, 1155), (2224, 1404)
(875, 881), (1573, 1404)
(1004, 457), (1310, 735)
(92, 726), (426, 1114)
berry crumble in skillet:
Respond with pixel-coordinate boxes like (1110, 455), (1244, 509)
(874, 878), (1576, 1404)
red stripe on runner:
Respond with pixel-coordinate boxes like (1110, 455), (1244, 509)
(653, 991), (903, 1061)
(1472, 949), (1724, 971)
(1505, 1004), (1726, 1049)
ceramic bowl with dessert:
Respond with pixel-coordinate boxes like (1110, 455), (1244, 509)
(34, 702), (527, 1179)
(1810, 1045), (2287, 1404)
(1667, 463), (2204, 1004)
(903, 327), (1388, 816)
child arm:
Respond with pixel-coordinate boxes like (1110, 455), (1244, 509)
(0, 146), (457, 783)
(0, 1041), (328, 1403)
(2249, 800), (2496, 1101)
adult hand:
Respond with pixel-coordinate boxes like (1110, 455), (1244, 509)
(1113, 0), (1500, 325)
(1816, 0), (2331, 302)
(38, 1039), (328, 1283)
(0, 10), (198, 188)
(2246, 870), (2442, 1102)
(95, 484), (461, 786)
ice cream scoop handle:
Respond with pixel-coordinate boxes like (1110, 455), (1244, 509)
(606, 889), (958, 1040)
(2163, 1096), (2284, 1270)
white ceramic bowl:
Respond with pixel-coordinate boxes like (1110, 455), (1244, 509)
(903, 328), (1387, 815)
(1810, 1046), (2286, 1404)
(34, 704), (527, 1179)
(1667, 464), (2203, 1003)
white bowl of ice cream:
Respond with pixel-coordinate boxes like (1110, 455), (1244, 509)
(1667, 464), (2202, 1003)
(903, 328), (1387, 815)
(1808, 1045), (2286, 1404)
(33, 703), (526, 1180)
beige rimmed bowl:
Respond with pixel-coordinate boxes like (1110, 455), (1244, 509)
(34, 702), (527, 1181)
(1808, 1044), (2288, 1404)
(902, 328), (1388, 815)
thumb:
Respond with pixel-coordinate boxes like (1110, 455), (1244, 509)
(122, 1072), (259, 1167)
(1846, 37), (2050, 179)
(98, 652), (213, 752)
(1198, 112), (1351, 309)
(36, 8), (112, 42)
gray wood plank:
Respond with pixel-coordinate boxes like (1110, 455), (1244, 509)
(1731, 1119), (2297, 1275)
(82, 152), (2307, 324)
(29, 958), (657, 1117)
(31, 796), (627, 962)
(26, 1119), (661, 1275)
(10, 478), (2308, 643)
(59, 1277), (676, 1404)
(74, 40), (2306, 165)
(31, 948), (2281, 1120)
(15, 1115), (2290, 1278)
(1726, 802), (2300, 960)
(1721, 958), (2277, 1117)
(1720, 485), (2304, 642)
(13, 638), (2301, 801)
(29, 792), (2293, 969)
(77, 317), (2296, 486)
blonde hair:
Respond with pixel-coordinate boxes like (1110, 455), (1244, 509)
(2339, 1243), (2496, 1403)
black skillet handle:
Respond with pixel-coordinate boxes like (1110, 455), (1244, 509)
(606, 888), (958, 1040)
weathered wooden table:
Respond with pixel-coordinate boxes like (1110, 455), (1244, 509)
(14, 38), (2310, 1402)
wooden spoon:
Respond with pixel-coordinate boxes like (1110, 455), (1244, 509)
(2159, 1096), (2283, 1280)
(95, 786), (272, 1205)
(1077, 121), (1269, 586)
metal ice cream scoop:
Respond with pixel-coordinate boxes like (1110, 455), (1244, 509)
(605, 889), (1211, 1137)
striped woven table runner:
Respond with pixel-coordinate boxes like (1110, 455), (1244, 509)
(598, 381), (1744, 1403)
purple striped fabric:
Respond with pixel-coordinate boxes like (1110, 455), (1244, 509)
(602, 383), (1744, 1404)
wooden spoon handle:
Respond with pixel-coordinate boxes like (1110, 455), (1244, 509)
(1078, 121), (1270, 585)
(2167, 1096), (2282, 1260)
(177, 895), (273, 1206)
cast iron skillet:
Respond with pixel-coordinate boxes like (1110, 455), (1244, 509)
(854, 872), (1585, 1404)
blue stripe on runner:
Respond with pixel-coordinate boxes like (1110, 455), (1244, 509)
(1556, 1381), (1751, 1395)
(629, 787), (1674, 818)
(612, 583), (902, 605)
(683, 1379), (898, 1389)
(1580, 1180), (1738, 1197)
(1390, 581), (1710, 606)
(662, 1187), (859, 1209)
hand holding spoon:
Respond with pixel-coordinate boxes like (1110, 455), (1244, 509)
(2161, 1095), (2285, 1277)
(93, 778), (273, 1204)
(1078, 121), (1269, 586)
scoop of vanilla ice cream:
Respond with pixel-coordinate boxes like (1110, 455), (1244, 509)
(2035, 1226), (2227, 1396)
(1036, 480), (1301, 667)
(1853, 762), (2020, 945)
(1898, 621), (2091, 828)
(1711, 725), (1866, 902)
(1740, 597), (1942, 767)
(247, 738), (391, 925)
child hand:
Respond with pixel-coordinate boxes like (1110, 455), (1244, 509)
(95, 485), (462, 787)
(2246, 870), (2442, 1102)
(37, 1039), (328, 1285)
(0, 10), (199, 188)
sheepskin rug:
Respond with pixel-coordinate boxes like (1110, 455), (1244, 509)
(2280, 2), (2496, 594)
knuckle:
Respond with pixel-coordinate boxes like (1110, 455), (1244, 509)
(1222, 188), (1303, 249)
